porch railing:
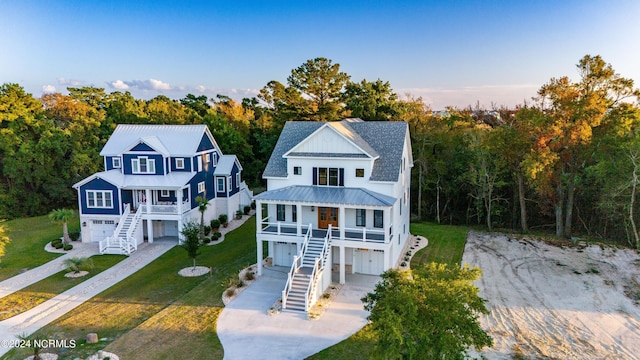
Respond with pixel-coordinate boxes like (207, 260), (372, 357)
(260, 217), (390, 243)
(139, 199), (190, 215)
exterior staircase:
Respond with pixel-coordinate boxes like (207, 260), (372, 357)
(282, 227), (332, 313)
(100, 204), (141, 255)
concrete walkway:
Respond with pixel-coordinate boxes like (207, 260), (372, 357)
(0, 240), (175, 357)
(217, 267), (380, 360)
(0, 241), (99, 299)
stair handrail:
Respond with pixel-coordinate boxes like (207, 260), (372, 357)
(297, 223), (312, 260)
(125, 206), (143, 252)
(282, 254), (302, 310)
(305, 257), (321, 311)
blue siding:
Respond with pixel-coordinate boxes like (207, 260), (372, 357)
(157, 190), (177, 203)
(131, 143), (155, 152)
(105, 156), (123, 171)
(229, 163), (240, 196)
(188, 172), (215, 208)
(122, 190), (133, 208)
(79, 178), (120, 215)
(197, 134), (215, 152)
(123, 153), (164, 175)
(171, 157), (191, 172)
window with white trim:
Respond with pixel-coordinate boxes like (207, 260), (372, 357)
(112, 157), (121, 168)
(277, 204), (285, 221)
(374, 210), (383, 228)
(132, 156), (155, 174)
(356, 209), (366, 227)
(203, 153), (210, 166)
(161, 190), (170, 197)
(198, 181), (205, 194)
(87, 190), (113, 209)
(175, 158), (184, 169)
(217, 177), (225, 192)
(236, 173), (240, 188)
(293, 166), (302, 175)
(355, 168), (364, 177)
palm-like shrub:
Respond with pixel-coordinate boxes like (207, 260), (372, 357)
(63, 256), (94, 274)
(48, 209), (74, 244)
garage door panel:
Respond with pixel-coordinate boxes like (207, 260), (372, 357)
(355, 249), (384, 275)
(273, 242), (297, 267)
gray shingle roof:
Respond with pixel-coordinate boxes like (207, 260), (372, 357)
(263, 119), (409, 182)
(254, 185), (396, 207)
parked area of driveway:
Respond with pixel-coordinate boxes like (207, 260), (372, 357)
(217, 266), (379, 360)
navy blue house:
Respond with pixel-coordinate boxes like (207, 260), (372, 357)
(73, 124), (252, 255)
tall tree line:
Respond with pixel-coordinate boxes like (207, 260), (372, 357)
(1, 56), (638, 246)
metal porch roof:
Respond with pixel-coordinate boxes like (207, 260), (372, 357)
(253, 185), (396, 207)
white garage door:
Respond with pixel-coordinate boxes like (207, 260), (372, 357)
(273, 242), (298, 267)
(90, 220), (116, 242)
(355, 249), (385, 275)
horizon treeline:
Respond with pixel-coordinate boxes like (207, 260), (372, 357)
(1, 56), (639, 246)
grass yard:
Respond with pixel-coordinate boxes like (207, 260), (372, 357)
(5, 216), (257, 360)
(308, 221), (469, 360)
(409, 222), (469, 267)
(0, 215), (80, 281)
(0, 255), (125, 321)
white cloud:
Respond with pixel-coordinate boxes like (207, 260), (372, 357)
(195, 85), (206, 93)
(57, 77), (82, 86)
(149, 78), (171, 90)
(42, 85), (56, 93)
(111, 80), (129, 90)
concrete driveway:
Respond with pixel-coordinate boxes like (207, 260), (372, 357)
(217, 267), (380, 360)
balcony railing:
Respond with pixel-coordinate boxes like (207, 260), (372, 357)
(259, 218), (390, 243)
(139, 200), (190, 215)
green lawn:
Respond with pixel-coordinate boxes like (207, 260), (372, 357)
(409, 222), (469, 267)
(309, 221), (469, 360)
(4, 216), (257, 360)
(0, 215), (80, 281)
(0, 255), (125, 321)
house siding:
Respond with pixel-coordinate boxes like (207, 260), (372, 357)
(78, 178), (120, 215)
(123, 153), (164, 175)
(228, 163), (240, 196)
(130, 143), (155, 152)
(171, 157), (191, 172)
(197, 134), (215, 152)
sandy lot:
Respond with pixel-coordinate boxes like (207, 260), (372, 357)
(463, 232), (640, 360)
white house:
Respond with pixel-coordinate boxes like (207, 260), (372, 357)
(254, 118), (413, 312)
(73, 124), (252, 255)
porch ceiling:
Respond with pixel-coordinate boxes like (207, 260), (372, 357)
(254, 185), (395, 207)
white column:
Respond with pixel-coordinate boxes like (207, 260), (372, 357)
(146, 189), (153, 243)
(339, 246), (346, 284)
(383, 207), (390, 243)
(256, 201), (262, 231)
(177, 188), (184, 243)
(257, 239), (263, 276)
(296, 204), (302, 235)
(339, 206), (345, 239)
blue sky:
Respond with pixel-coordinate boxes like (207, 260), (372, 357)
(1, 0), (638, 109)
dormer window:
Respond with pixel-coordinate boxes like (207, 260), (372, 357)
(112, 157), (121, 168)
(313, 167), (344, 186)
(132, 156), (155, 174)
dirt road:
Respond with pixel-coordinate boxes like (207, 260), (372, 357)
(463, 232), (640, 359)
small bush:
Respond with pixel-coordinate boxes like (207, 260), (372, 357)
(244, 271), (255, 281)
(225, 288), (236, 297)
(210, 219), (221, 230)
(203, 225), (211, 236)
(323, 293), (331, 299)
(219, 214), (228, 225)
(64, 244), (73, 251)
(212, 232), (221, 240)
(54, 242), (64, 249)
(203, 237), (211, 244)
(52, 239), (63, 246)
(236, 210), (244, 219)
(244, 205), (251, 215)
(406, 251), (412, 256)
(251, 201), (256, 209)
(404, 256), (410, 261)
(69, 231), (81, 241)
(401, 261), (407, 267)
(237, 280), (245, 288)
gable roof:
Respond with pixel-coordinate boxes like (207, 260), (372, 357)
(263, 119), (409, 182)
(214, 155), (242, 176)
(284, 120), (379, 159)
(100, 124), (219, 157)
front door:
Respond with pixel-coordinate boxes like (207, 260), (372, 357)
(318, 207), (338, 229)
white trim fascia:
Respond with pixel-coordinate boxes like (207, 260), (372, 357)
(284, 155), (379, 161)
(122, 138), (170, 157)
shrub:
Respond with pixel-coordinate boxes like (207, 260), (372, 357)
(52, 238), (63, 246)
(225, 288), (236, 297)
(244, 271), (255, 281)
(219, 214), (228, 226)
(210, 219), (221, 230)
(69, 231), (81, 241)
(323, 292), (331, 299)
(64, 256), (93, 273)
(54, 242), (64, 249)
(203, 225), (211, 236)
(203, 237), (211, 244)
(214, 232), (222, 240)
(401, 261), (407, 267)
(237, 280), (245, 288)
(244, 205), (251, 215)
(64, 244), (73, 251)
(235, 210), (244, 219)
(251, 201), (256, 209)
(406, 251), (412, 256)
